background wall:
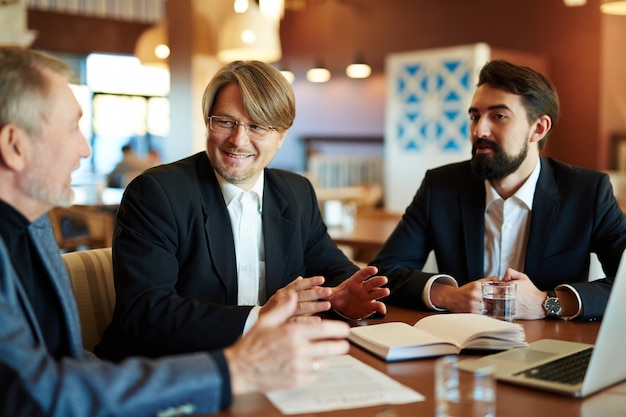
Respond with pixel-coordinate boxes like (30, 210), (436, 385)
(26, 0), (626, 191)
(279, 0), (604, 172)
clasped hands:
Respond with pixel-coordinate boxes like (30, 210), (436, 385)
(431, 268), (548, 320)
(260, 265), (390, 323)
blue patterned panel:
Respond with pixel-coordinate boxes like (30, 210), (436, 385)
(393, 58), (472, 153)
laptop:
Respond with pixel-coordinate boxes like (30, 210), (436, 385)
(457, 249), (626, 398)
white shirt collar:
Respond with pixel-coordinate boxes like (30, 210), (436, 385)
(485, 159), (541, 210)
(216, 171), (264, 212)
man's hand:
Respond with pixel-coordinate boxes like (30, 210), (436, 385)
(224, 290), (350, 395)
(431, 277), (497, 314)
(323, 266), (389, 320)
(500, 268), (549, 320)
(260, 276), (334, 323)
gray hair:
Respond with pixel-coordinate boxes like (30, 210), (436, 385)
(0, 46), (74, 137)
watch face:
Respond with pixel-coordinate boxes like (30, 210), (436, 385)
(545, 297), (561, 315)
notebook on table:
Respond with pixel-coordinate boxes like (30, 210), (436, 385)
(458, 249), (626, 398)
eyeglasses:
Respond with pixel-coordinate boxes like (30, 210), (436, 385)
(208, 116), (276, 139)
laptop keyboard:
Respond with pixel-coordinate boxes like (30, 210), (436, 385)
(513, 347), (594, 385)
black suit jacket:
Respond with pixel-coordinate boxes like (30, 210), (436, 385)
(96, 152), (357, 361)
(371, 158), (626, 320)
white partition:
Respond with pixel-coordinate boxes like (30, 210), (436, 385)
(384, 43), (491, 212)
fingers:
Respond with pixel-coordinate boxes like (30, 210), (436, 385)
(298, 318), (350, 341)
(363, 275), (390, 297)
(286, 275), (325, 291)
(286, 322), (350, 374)
(372, 301), (387, 315)
(288, 315), (322, 324)
(295, 300), (331, 316)
(363, 274), (388, 289)
(501, 268), (527, 281)
(349, 265), (382, 284)
(257, 290), (298, 327)
(225, 327), (348, 394)
(287, 275), (333, 303)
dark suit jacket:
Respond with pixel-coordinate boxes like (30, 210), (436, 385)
(0, 215), (228, 417)
(96, 152), (357, 361)
(371, 158), (626, 320)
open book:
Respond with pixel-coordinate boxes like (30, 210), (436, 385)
(349, 313), (527, 361)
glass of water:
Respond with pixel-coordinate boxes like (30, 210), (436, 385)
(435, 355), (496, 417)
(481, 281), (517, 322)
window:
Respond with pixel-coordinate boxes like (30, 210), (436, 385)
(68, 53), (170, 190)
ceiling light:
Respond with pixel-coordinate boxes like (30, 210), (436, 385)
(217, 1), (282, 63)
(600, 0), (626, 14)
(278, 63), (295, 83)
(563, 0), (586, 5)
(134, 20), (169, 68)
(346, 53), (371, 79)
(260, 0), (285, 23)
(281, 69), (295, 83)
(234, 0), (249, 13)
(306, 60), (331, 83)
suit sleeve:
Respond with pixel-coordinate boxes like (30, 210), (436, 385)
(97, 172), (252, 360)
(370, 172), (439, 309)
(0, 244), (230, 417)
(566, 174), (626, 320)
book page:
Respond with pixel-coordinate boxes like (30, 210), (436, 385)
(353, 322), (450, 348)
(413, 313), (526, 348)
(349, 322), (459, 360)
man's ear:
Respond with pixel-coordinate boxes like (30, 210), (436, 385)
(530, 115), (552, 143)
(0, 124), (27, 172)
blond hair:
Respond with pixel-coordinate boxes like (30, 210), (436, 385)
(201, 60), (295, 131)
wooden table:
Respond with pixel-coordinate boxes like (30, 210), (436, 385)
(202, 306), (626, 417)
(328, 209), (402, 263)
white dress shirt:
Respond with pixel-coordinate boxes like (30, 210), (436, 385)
(216, 172), (265, 332)
(483, 160), (538, 277)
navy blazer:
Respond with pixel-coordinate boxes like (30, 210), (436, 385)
(96, 152), (357, 361)
(371, 158), (626, 320)
(0, 215), (228, 417)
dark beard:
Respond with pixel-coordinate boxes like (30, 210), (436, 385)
(470, 138), (527, 180)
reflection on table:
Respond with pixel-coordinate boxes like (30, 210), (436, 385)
(201, 306), (625, 417)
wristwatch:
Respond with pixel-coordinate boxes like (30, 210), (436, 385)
(543, 290), (561, 318)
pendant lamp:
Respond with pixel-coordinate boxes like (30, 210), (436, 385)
(217, 2), (282, 63)
(600, 0), (626, 14)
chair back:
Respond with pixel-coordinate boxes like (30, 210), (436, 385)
(49, 206), (114, 252)
(61, 247), (114, 352)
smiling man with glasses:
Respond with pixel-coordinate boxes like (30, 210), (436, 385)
(95, 60), (389, 362)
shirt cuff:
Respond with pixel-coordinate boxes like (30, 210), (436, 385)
(423, 274), (458, 311)
(242, 306), (261, 335)
(555, 284), (583, 320)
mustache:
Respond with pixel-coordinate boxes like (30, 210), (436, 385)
(472, 138), (501, 153)
(223, 146), (254, 154)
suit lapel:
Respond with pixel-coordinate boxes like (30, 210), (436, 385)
(524, 159), (560, 278)
(198, 158), (239, 304)
(29, 215), (84, 356)
(460, 175), (487, 279)
(262, 171), (296, 297)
